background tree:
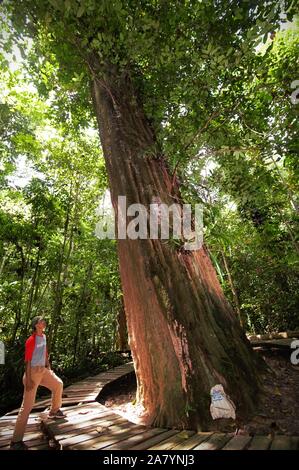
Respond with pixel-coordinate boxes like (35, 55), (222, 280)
(0, 54), (123, 414)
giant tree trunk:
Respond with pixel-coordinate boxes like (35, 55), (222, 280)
(91, 66), (262, 430)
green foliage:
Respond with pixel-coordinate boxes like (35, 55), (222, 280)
(0, 55), (123, 413)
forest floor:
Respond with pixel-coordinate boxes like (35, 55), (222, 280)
(243, 352), (299, 436)
(98, 352), (299, 435)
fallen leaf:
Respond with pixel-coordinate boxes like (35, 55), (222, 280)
(178, 431), (189, 439)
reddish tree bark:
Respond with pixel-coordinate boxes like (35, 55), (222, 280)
(91, 67), (262, 430)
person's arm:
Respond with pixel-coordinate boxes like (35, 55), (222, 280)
(24, 335), (35, 391)
(45, 347), (51, 369)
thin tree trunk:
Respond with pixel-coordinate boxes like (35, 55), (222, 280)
(24, 244), (41, 334)
(48, 187), (72, 351)
(72, 263), (93, 366)
(115, 301), (129, 351)
(50, 182), (80, 352)
(11, 245), (26, 345)
(221, 250), (244, 328)
(0, 247), (11, 277)
(91, 66), (262, 430)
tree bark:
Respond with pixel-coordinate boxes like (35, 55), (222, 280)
(91, 67), (263, 430)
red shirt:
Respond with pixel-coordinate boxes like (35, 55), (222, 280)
(25, 333), (49, 363)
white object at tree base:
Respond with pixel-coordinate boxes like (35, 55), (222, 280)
(210, 384), (236, 420)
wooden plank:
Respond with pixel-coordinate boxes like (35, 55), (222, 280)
(0, 429), (41, 444)
(105, 428), (167, 450)
(61, 393), (99, 399)
(40, 403), (104, 423)
(63, 383), (97, 393)
(55, 402), (103, 414)
(94, 372), (132, 380)
(50, 413), (123, 439)
(56, 402), (105, 416)
(19, 436), (48, 448)
(63, 421), (144, 450)
(172, 432), (214, 450)
(45, 409), (113, 432)
(251, 339), (294, 349)
(271, 436), (299, 450)
(62, 388), (99, 394)
(47, 408), (107, 425)
(47, 408), (121, 430)
(5, 398), (59, 414)
(149, 430), (195, 450)
(76, 378), (114, 382)
(69, 424), (147, 450)
(61, 417), (129, 448)
(247, 435), (271, 450)
(193, 433), (232, 450)
(0, 434), (47, 449)
(222, 435), (252, 450)
(53, 420), (122, 444)
(61, 398), (95, 403)
(130, 430), (180, 450)
(0, 424), (40, 438)
(0, 414), (40, 424)
(248, 330), (299, 341)
(28, 442), (50, 450)
(0, 419), (40, 429)
(53, 418), (121, 443)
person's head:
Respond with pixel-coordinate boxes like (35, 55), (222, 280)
(31, 316), (46, 334)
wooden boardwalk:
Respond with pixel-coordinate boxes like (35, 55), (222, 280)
(42, 401), (299, 450)
(0, 412), (50, 450)
(1, 359), (298, 451)
(249, 330), (299, 350)
(0, 362), (134, 450)
(5, 362), (135, 415)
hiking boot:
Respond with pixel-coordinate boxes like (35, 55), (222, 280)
(10, 440), (28, 450)
(48, 408), (67, 419)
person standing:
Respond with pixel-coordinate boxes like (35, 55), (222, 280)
(10, 316), (66, 450)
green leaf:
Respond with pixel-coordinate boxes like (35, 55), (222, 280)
(77, 4), (85, 18)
